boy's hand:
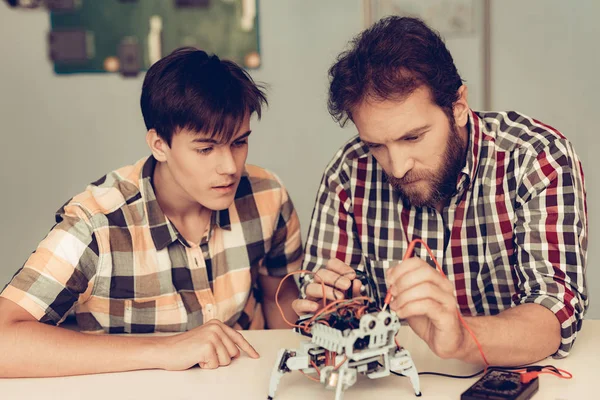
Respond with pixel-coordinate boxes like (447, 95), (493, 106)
(159, 319), (259, 370)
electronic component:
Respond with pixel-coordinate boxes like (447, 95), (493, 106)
(6, 0), (261, 76)
(174, 0), (210, 8)
(118, 37), (141, 77)
(48, 29), (94, 63)
(46, 0), (79, 11)
(4, 0), (43, 8)
(461, 369), (539, 400)
(4, 0), (78, 9)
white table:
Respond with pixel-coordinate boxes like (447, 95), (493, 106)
(1, 320), (598, 400)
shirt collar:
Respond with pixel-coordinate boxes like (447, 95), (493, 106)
(458, 110), (484, 192)
(139, 156), (232, 251)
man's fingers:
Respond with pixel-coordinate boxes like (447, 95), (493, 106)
(352, 279), (363, 297)
(390, 265), (451, 297)
(314, 268), (352, 290)
(305, 282), (344, 301)
(391, 282), (456, 312)
(386, 257), (425, 285)
(292, 299), (319, 315)
(326, 259), (356, 280)
(393, 298), (448, 322)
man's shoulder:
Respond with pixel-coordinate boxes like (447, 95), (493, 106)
(321, 135), (369, 175)
(476, 110), (569, 155)
(61, 157), (147, 218)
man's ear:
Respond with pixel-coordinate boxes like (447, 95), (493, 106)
(146, 129), (168, 162)
(453, 85), (470, 128)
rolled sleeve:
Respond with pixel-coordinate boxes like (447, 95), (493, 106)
(513, 140), (588, 357)
(1, 204), (99, 324)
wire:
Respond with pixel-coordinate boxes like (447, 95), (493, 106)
(391, 369), (485, 379)
(334, 355), (348, 370)
(385, 362), (572, 381)
(299, 370), (320, 382)
(383, 238), (490, 371)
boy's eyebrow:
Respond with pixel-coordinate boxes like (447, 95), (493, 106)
(191, 130), (252, 144)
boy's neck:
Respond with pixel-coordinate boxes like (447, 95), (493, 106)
(152, 161), (210, 222)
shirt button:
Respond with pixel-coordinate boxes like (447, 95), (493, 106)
(205, 304), (213, 312)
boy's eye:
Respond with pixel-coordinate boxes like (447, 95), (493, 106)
(196, 147), (213, 155)
(404, 136), (418, 141)
(232, 139), (248, 147)
(366, 142), (381, 149)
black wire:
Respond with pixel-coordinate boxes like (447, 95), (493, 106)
(387, 366), (485, 379)
(382, 362), (554, 380)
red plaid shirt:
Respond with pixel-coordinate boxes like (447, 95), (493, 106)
(302, 110), (587, 357)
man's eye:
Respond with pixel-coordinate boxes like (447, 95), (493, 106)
(196, 147), (213, 155)
(232, 140), (247, 147)
(366, 143), (381, 149)
(404, 136), (418, 141)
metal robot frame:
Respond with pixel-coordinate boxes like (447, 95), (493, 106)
(267, 309), (421, 400)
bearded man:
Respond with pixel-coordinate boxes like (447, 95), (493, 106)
(292, 16), (588, 367)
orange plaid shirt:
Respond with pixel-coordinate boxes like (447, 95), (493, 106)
(1, 156), (302, 333)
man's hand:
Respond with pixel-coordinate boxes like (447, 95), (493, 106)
(158, 319), (260, 370)
(387, 257), (467, 359)
(292, 259), (362, 316)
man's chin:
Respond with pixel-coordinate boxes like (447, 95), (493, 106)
(395, 186), (434, 208)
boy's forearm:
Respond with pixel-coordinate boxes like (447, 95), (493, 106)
(261, 275), (300, 329)
(0, 320), (166, 378)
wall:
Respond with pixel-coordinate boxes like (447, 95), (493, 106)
(0, 0), (596, 317)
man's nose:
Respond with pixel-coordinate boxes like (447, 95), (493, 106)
(388, 146), (414, 179)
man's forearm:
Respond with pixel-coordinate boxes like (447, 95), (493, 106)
(458, 303), (561, 366)
(0, 320), (165, 378)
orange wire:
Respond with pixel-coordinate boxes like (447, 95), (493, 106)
(391, 238), (491, 369)
(299, 370), (320, 382)
(274, 269), (327, 329)
(334, 355), (348, 370)
(309, 360), (321, 374)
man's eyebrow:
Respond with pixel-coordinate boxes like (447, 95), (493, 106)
(363, 124), (432, 146)
(191, 130), (252, 144)
(398, 124), (431, 139)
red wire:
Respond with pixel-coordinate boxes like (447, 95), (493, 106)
(386, 238), (491, 370)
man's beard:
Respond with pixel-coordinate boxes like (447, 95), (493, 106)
(385, 125), (467, 208)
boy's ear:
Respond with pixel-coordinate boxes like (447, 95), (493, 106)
(146, 129), (168, 162)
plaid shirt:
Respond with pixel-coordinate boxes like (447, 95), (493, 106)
(1, 156), (302, 333)
(302, 110), (587, 357)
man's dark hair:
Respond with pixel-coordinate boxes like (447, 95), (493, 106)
(328, 16), (463, 126)
(141, 47), (267, 145)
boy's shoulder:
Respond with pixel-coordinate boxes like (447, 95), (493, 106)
(241, 164), (287, 193)
(61, 157), (148, 218)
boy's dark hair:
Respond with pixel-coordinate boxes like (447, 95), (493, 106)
(141, 47), (267, 145)
(328, 16), (463, 126)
